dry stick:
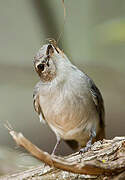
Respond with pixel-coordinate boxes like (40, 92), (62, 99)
(57, 0), (66, 44)
(62, 0), (66, 19)
(6, 124), (125, 176)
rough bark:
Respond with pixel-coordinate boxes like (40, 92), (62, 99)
(1, 125), (125, 179)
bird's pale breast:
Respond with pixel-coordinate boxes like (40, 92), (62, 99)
(39, 82), (99, 144)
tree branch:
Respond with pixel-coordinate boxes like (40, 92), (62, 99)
(1, 125), (125, 179)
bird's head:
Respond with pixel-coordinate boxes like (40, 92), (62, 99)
(33, 40), (71, 83)
(33, 41), (58, 82)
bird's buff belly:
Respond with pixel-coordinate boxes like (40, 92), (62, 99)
(40, 93), (99, 144)
(47, 114), (99, 145)
(44, 105), (91, 139)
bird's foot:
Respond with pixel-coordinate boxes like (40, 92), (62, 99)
(79, 127), (96, 154)
(79, 139), (92, 153)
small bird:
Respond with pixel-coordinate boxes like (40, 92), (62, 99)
(33, 40), (105, 154)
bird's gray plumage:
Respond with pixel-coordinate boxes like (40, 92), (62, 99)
(87, 77), (105, 128)
(33, 42), (105, 152)
(33, 82), (46, 123)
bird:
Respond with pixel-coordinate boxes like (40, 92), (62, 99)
(33, 40), (105, 155)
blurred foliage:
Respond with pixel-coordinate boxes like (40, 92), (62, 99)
(93, 18), (125, 44)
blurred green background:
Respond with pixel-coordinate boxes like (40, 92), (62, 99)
(0, 0), (125, 175)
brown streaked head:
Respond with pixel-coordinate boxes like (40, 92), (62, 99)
(33, 44), (56, 82)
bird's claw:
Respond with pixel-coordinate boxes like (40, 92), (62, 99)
(79, 144), (91, 154)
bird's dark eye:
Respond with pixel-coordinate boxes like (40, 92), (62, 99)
(37, 64), (45, 71)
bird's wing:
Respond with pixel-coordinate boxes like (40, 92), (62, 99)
(33, 83), (46, 124)
(87, 77), (105, 128)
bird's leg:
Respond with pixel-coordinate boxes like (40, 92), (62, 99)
(79, 127), (96, 153)
(43, 135), (61, 172)
(51, 135), (61, 155)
